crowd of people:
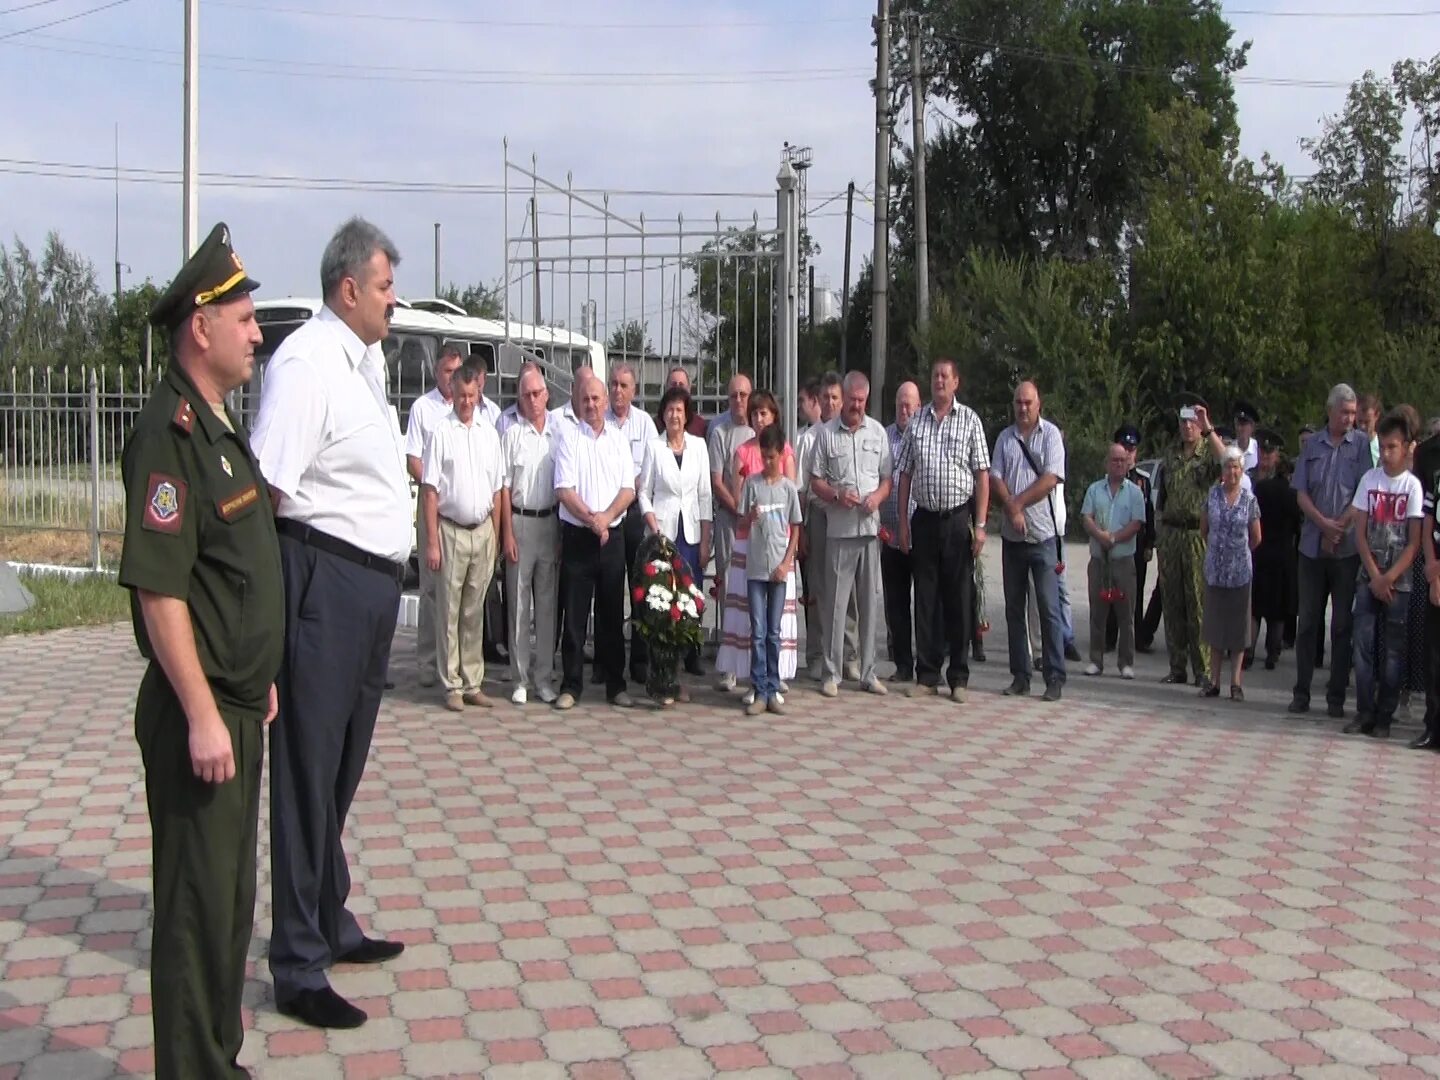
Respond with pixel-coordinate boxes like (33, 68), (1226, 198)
(118, 216), (1440, 1073)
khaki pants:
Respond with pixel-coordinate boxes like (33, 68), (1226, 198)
(825, 535), (881, 684)
(437, 517), (498, 692)
(415, 507), (437, 676)
(806, 504), (858, 669)
(506, 513), (560, 694)
(1088, 556), (1137, 670)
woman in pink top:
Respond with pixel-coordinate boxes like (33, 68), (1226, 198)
(714, 391), (800, 704)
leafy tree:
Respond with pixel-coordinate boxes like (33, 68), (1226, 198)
(1394, 54), (1440, 228)
(436, 279), (503, 319)
(606, 319), (653, 357)
(0, 233), (108, 374)
(1302, 70), (1405, 254)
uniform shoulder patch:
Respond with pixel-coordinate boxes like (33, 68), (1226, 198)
(172, 399), (195, 435)
(142, 473), (187, 534)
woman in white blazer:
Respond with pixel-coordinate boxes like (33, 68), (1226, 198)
(639, 386), (713, 674)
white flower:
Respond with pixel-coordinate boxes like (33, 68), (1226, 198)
(648, 584), (673, 604)
(646, 595), (669, 612)
(648, 560), (671, 574)
(689, 584), (703, 599)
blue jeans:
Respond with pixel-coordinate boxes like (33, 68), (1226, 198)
(1353, 583), (1408, 721)
(1003, 539), (1066, 685)
(1057, 567), (1075, 649)
(747, 578), (786, 699)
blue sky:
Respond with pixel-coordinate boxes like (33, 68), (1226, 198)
(0, 0), (1431, 340)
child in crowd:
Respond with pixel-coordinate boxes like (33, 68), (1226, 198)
(1347, 410), (1424, 738)
(738, 423), (802, 716)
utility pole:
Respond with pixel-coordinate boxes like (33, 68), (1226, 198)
(182, 0), (199, 256)
(433, 222), (441, 296)
(908, 12), (930, 333)
(530, 197), (542, 323)
(841, 180), (854, 370)
(114, 124), (122, 316)
(870, 0), (891, 414)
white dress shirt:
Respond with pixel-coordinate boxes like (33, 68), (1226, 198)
(478, 394), (501, 430)
(497, 402), (521, 437)
(553, 419), (634, 528)
(501, 414), (558, 512)
(638, 433), (712, 542)
(606, 404), (660, 479)
(404, 387), (451, 462)
(421, 412), (504, 526)
(252, 306), (412, 562)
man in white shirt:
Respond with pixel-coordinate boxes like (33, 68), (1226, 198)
(607, 361), (660, 683)
(553, 373), (636, 710)
(251, 217), (410, 1030)
(467, 351), (502, 429)
(495, 359), (541, 436)
(421, 365), (504, 711)
(500, 368), (560, 706)
(798, 372), (859, 681)
(404, 343), (465, 687)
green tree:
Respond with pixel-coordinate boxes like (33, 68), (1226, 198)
(436, 279), (503, 319)
(1394, 53), (1440, 228)
(1302, 70), (1405, 254)
(606, 320), (653, 357)
(0, 233), (109, 373)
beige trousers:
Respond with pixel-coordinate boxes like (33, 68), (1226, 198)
(437, 517), (498, 693)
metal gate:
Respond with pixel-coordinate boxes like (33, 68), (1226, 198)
(501, 142), (800, 442)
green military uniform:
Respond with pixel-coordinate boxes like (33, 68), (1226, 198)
(117, 224), (283, 1079)
(1157, 441), (1219, 685)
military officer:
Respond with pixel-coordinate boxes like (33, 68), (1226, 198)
(1155, 394), (1226, 690)
(1233, 400), (1261, 472)
(117, 224), (283, 1079)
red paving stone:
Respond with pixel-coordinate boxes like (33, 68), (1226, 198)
(5, 621), (1440, 1077)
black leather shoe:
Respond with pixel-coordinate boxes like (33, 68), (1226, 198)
(1342, 715), (1373, 735)
(1327, 701), (1346, 719)
(337, 937), (405, 964)
(971, 644), (987, 663)
(1368, 722), (1391, 739)
(277, 986), (366, 1029)
(1408, 731), (1440, 750)
(1287, 695), (1310, 714)
(1002, 679), (1030, 697)
(1135, 640), (1153, 654)
(1042, 681), (1063, 702)
(1264, 656), (1277, 671)
(1064, 643), (1082, 663)
(1161, 672), (1187, 685)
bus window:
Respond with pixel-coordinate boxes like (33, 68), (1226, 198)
(464, 340), (496, 374)
(383, 332), (438, 422)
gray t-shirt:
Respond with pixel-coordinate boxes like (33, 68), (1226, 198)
(740, 474), (802, 581)
(707, 414), (755, 524)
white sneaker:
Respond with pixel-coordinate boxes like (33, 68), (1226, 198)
(779, 680), (790, 694)
(820, 680), (839, 698)
(1083, 663), (1102, 677)
(717, 672), (737, 692)
(774, 691), (785, 706)
(862, 678), (888, 696)
(741, 688), (756, 706)
(843, 662), (862, 682)
(537, 684), (558, 704)
(510, 686), (528, 705)
(1120, 666), (1136, 680)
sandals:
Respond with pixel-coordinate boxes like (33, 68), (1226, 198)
(1230, 685), (1244, 702)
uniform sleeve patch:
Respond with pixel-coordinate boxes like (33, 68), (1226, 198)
(216, 484), (259, 521)
(142, 473), (187, 534)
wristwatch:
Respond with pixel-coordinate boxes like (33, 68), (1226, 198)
(975, 522), (987, 532)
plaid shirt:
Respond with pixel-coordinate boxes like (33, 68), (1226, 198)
(895, 401), (990, 513)
(880, 421), (918, 544)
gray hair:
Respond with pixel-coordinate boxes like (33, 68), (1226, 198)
(608, 360), (638, 386)
(451, 365), (483, 391)
(321, 217), (400, 299)
(842, 370), (870, 393)
(1222, 445), (1244, 465)
(1326, 383), (1357, 410)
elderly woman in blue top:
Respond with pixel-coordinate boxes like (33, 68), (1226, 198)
(1201, 446), (1262, 700)
(1080, 443), (1149, 679)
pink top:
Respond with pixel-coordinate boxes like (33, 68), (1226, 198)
(733, 438), (796, 540)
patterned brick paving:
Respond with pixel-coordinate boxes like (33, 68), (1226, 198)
(3, 620), (1440, 1078)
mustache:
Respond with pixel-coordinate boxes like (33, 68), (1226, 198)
(384, 305), (395, 322)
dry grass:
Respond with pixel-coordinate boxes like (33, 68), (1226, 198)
(0, 529), (123, 568)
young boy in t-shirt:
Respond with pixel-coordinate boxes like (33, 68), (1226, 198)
(739, 424), (802, 717)
(1347, 411), (1424, 738)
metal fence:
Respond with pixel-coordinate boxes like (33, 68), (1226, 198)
(1, 365), (158, 568)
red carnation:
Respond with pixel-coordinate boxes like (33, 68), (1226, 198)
(878, 526), (893, 545)
(670, 606), (682, 622)
(695, 598), (705, 615)
(679, 573), (692, 588)
(633, 586), (645, 603)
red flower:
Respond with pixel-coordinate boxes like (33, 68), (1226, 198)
(670, 606), (682, 622)
(695, 598), (705, 615)
(679, 573), (692, 589)
(879, 525), (893, 545)
(633, 586), (645, 603)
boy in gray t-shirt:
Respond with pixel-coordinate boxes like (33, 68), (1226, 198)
(738, 424), (802, 716)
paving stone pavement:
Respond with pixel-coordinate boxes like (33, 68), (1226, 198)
(4, 619), (1440, 1079)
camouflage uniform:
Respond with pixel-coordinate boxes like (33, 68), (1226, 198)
(1157, 442), (1219, 684)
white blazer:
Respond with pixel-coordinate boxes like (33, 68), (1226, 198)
(638, 433), (713, 543)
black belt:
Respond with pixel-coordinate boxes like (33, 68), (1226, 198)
(513, 506), (554, 519)
(441, 515), (489, 531)
(916, 504), (971, 521)
(275, 518), (406, 585)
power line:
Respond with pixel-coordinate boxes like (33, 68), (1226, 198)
(0, 0), (130, 41)
(0, 0), (71, 15)
(1226, 5), (1440, 16)
(204, 0), (867, 29)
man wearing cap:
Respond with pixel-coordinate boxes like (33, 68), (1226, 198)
(1234, 401), (1261, 472)
(252, 217), (411, 1030)
(1247, 428), (1300, 670)
(1155, 395), (1226, 690)
(119, 223), (282, 1076)
(1107, 424), (1156, 653)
